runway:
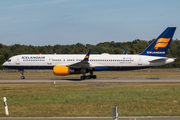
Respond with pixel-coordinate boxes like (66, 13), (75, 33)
(0, 77), (180, 83)
(0, 117), (180, 120)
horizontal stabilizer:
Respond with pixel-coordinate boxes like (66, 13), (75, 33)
(148, 57), (168, 62)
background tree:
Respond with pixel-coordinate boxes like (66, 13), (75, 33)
(0, 39), (180, 69)
(0, 55), (5, 69)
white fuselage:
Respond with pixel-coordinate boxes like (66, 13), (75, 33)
(3, 53), (175, 71)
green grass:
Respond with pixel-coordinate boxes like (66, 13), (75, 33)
(0, 83), (180, 117)
(0, 69), (180, 79)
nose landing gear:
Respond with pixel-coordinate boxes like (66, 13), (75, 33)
(20, 70), (25, 79)
(21, 76), (25, 79)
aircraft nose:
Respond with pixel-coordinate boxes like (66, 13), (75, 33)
(2, 62), (7, 66)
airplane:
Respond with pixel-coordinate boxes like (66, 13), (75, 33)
(3, 27), (176, 80)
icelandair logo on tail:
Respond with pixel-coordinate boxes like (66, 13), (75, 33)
(154, 38), (170, 50)
(146, 38), (171, 55)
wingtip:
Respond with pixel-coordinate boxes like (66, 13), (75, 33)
(83, 49), (91, 61)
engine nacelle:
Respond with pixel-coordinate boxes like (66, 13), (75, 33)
(53, 66), (81, 76)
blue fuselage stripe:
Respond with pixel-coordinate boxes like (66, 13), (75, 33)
(3, 66), (54, 70)
(3, 66), (149, 71)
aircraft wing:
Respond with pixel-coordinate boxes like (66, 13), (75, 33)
(67, 49), (92, 69)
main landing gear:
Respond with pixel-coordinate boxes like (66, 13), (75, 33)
(80, 71), (97, 80)
(20, 70), (25, 80)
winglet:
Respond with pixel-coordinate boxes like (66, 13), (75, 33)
(123, 50), (127, 55)
(83, 49), (91, 61)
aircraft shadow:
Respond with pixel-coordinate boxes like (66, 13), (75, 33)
(50, 78), (83, 81)
(145, 77), (160, 80)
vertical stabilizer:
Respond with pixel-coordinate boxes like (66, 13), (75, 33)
(140, 27), (176, 57)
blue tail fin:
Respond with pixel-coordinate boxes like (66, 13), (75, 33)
(140, 27), (176, 57)
(123, 50), (127, 54)
(83, 49), (91, 61)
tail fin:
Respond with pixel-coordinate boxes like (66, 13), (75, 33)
(83, 49), (91, 61)
(123, 50), (127, 55)
(139, 27), (176, 57)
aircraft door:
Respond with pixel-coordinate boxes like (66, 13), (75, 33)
(138, 58), (142, 65)
(47, 58), (52, 65)
(16, 57), (20, 65)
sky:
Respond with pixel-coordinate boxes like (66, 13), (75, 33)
(0, 0), (180, 46)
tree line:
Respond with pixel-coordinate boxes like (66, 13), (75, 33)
(0, 39), (180, 69)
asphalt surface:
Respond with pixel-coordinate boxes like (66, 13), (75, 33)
(0, 77), (180, 83)
(0, 117), (180, 120)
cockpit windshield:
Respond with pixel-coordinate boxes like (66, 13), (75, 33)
(7, 59), (11, 62)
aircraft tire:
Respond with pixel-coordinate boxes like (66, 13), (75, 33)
(89, 75), (92, 79)
(80, 76), (86, 80)
(21, 76), (25, 80)
(92, 75), (96, 79)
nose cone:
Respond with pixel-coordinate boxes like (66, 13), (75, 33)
(2, 61), (11, 69)
(2, 61), (7, 66)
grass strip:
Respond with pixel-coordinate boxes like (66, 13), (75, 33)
(0, 83), (180, 117)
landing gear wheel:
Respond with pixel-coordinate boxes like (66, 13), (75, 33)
(88, 75), (92, 79)
(80, 75), (96, 80)
(21, 76), (25, 79)
(92, 75), (97, 79)
(80, 76), (86, 80)
(89, 71), (96, 79)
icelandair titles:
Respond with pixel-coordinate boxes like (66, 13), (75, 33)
(22, 56), (45, 59)
(147, 51), (165, 54)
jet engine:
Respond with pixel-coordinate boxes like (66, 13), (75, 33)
(53, 66), (80, 75)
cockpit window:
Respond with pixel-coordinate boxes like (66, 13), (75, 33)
(7, 59), (11, 62)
